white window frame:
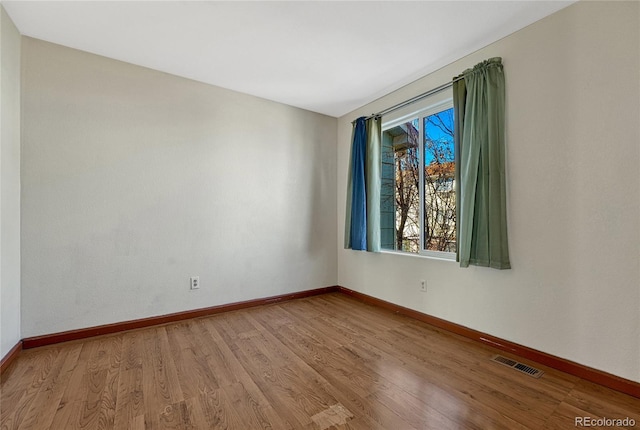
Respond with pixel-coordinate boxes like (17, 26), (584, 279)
(382, 96), (456, 261)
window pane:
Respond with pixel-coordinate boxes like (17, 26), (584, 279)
(381, 120), (420, 253)
(423, 108), (456, 252)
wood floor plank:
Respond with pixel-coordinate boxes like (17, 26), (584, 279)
(2, 293), (639, 430)
(194, 320), (245, 388)
(198, 319), (295, 429)
(142, 327), (184, 407)
(187, 389), (240, 429)
(48, 400), (84, 430)
(1, 349), (63, 430)
(331, 415), (386, 430)
(121, 332), (145, 371)
(564, 380), (640, 422)
(317, 371), (421, 430)
(368, 389), (463, 430)
(78, 369), (110, 429)
(113, 366), (145, 430)
(263, 315), (420, 429)
(13, 352), (68, 430)
(1, 350), (46, 408)
(15, 344), (83, 430)
(225, 334), (331, 428)
(130, 415), (145, 430)
(245, 303), (297, 330)
(99, 367), (120, 430)
(164, 322), (219, 399)
(222, 381), (293, 430)
(140, 327), (185, 430)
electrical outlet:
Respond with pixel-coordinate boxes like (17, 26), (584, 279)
(190, 276), (200, 290)
(420, 280), (427, 292)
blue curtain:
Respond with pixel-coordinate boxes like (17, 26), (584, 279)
(345, 117), (381, 252)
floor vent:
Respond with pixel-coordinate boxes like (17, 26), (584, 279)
(491, 355), (544, 378)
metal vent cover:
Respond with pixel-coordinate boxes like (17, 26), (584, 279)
(491, 355), (544, 378)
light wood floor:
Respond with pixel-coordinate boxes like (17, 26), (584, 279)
(1, 293), (639, 429)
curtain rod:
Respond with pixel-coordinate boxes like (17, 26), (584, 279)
(356, 75), (464, 123)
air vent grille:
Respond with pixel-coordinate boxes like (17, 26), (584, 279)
(491, 355), (544, 378)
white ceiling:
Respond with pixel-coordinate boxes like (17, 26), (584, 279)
(3, 1), (575, 117)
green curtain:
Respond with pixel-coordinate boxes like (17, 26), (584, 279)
(344, 116), (381, 252)
(365, 117), (381, 252)
(453, 57), (510, 269)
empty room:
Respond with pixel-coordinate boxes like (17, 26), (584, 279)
(1, 1), (639, 429)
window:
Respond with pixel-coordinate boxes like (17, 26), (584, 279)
(380, 96), (456, 258)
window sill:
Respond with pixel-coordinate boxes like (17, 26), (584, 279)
(379, 249), (456, 262)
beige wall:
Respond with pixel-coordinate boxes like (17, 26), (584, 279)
(0, 6), (22, 359)
(337, 1), (640, 382)
(21, 38), (337, 337)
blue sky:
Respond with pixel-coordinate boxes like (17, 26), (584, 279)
(424, 108), (454, 165)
